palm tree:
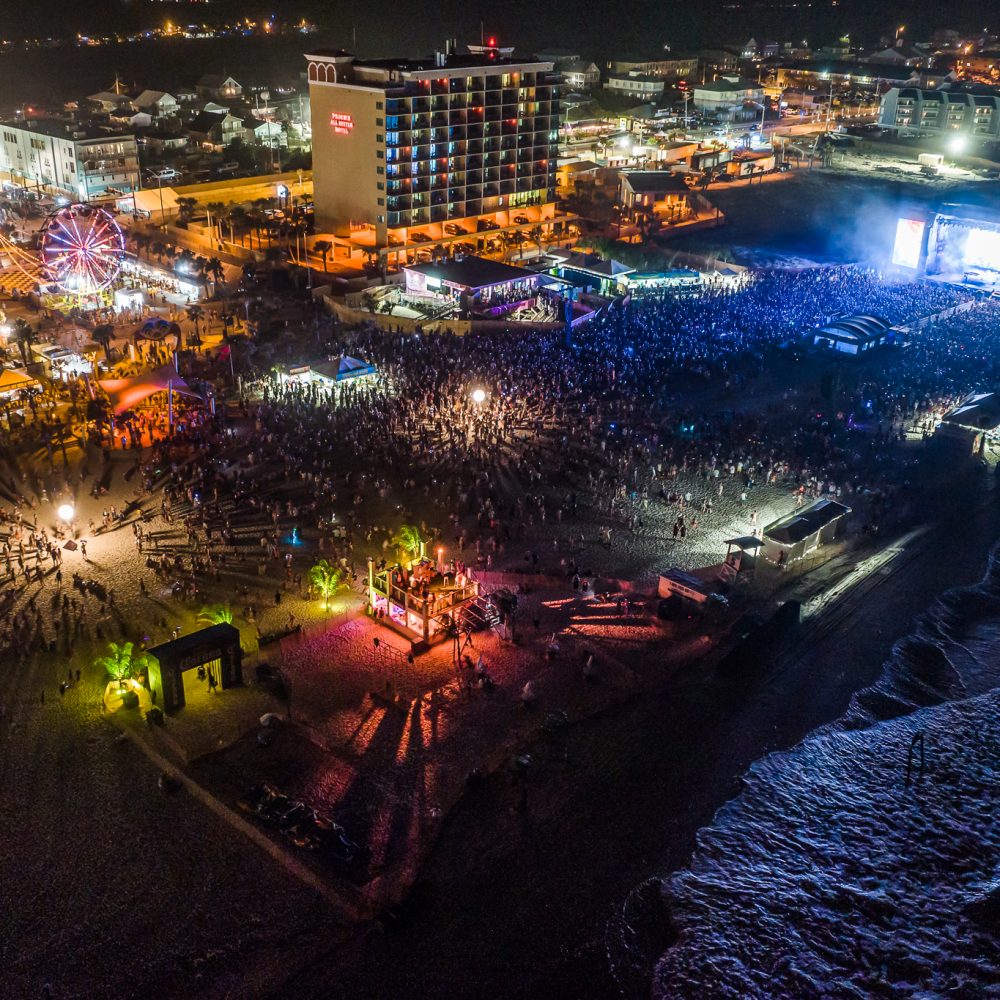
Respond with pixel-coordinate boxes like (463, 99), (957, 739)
(309, 559), (346, 610)
(12, 318), (35, 365)
(175, 196), (198, 224)
(207, 257), (225, 291)
(227, 206), (248, 247)
(197, 603), (233, 625)
(185, 304), (204, 348)
(313, 239), (332, 272)
(92, 323), (115, 362)
(205, 201), (225, 243)
(95, 641), (147, 683)
(392, 523), (424, 563)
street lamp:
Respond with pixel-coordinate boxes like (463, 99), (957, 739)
(471, 388), (486, 403)
(57, 503), (74, 522)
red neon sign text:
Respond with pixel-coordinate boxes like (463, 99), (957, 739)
(329, 112), (354, 135)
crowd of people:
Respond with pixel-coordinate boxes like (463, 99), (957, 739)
(172, 265), (990, 591)
(1, 264), (997, 670)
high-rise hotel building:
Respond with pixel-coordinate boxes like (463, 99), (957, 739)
(305, 45), (561, 250)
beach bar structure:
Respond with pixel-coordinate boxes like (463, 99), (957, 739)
(368, 559), (482, 648)
(402, 256), (542, 318)
(761, 498), (852, 566)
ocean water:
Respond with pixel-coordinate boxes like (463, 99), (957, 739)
(629, 544), (1000, 999)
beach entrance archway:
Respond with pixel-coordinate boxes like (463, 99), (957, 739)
(146, 624), (243, 712)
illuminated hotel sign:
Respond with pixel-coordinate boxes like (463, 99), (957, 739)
(330, 112), (354, 135)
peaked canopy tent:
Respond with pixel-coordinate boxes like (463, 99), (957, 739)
(97, 364), (202, 415)
(306, 355), (378, 384)
(0, 367), (41, 395)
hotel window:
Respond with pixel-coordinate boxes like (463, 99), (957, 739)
(376, 118), (383, 126)
(376, 101), (383, 109)
(376, 134), (383, 142)
(377, 181), (384, 190)
(377, 165), (384, 174)
(377, 214), (385, 223)
(377, 197), (384, 206)
(376, 150), (384, 158)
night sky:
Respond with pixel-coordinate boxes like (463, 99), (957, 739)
(0, 0), (992, 109)
(2, 0), (993, 54)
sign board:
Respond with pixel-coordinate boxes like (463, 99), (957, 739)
(330, 112), (354, 135)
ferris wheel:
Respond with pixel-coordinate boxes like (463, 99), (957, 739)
(39, 203), (126, 296)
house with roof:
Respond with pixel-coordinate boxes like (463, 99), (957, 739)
(618, 170), (691, 214)
(108, 107), (153, 130)
(87, 91), (133, 113)
(133, 91), (181, 120)
(561, 60), (601, 90)
(185, 110), (244, 150)
(242, 117), (287, 149)
(196, 75), (243, 101)
(140, 130), (189, 155)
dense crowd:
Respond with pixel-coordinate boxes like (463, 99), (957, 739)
(1, 265), (996, 667)
(167, 266), (988, 587)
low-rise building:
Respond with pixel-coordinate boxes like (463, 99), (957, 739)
(0, 119), (140, 200)
(765, 59), (947, 92)
(726, 149), (775, 177)
(607, 74), (665, 101)
(879, 84), (1000, 145)
(608, 56), (699, 79)
(691, 76), (764, 115)
(692, 77), (765, 120)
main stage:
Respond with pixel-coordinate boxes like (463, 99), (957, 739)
(892, 204), (1000, 292)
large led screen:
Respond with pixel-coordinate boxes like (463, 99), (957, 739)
(891, 218), (925, 269)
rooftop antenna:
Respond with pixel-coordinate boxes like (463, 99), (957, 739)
(480, 20), (485, 46)
(352, 25), (357, 50)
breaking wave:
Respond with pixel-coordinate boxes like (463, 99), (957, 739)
(628, 542), (1000, 999)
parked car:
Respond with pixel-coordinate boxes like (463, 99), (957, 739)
(444, 223), (467, 235)
(410, 231), (432, 243)
(513, 214), (530, 225)
(477, 219), (499, 231)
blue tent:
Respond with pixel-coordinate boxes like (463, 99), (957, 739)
(336, 355), (377, 381)
(310, 355), (378, 383)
